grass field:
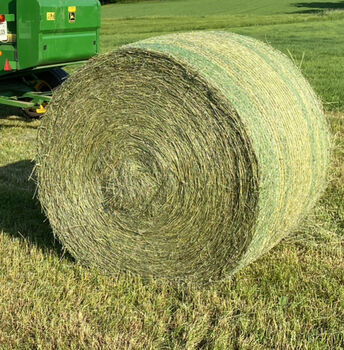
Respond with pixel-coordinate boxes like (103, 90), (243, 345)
(102, 0), (344, 17)
(0, 1), (343, 349)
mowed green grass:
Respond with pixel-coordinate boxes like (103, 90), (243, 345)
(102, 0), (344, 17)
(0, 1), (343, 349)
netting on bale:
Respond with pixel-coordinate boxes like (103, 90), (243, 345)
(36, 32), (330, 282)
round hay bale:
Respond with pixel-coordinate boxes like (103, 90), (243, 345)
(36, 32), (330, 282)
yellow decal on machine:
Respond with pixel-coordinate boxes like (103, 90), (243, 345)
(7, 34), (17, 43)
(68, 6), (77, 12)
(69, 12), (76, 23)
(46, 12), (56, 21)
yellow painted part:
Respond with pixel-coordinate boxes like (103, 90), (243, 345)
(34, 80), (52, 91)
(36, 105), (47, 114)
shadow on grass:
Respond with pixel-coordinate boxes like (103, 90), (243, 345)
(0, 105), (22, 118)
(292, 1), (344, 13)
(0, 160), (73, 261)
(0, 106), (40, 128)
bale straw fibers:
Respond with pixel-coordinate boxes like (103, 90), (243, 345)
(36, 32), (330, 282)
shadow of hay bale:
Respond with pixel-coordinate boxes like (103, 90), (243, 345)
(0, 160), (72, 260)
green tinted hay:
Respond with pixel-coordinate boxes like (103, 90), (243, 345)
(36, 32), (330, 282)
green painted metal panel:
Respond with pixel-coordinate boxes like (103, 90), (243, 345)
(0, 0), (17, 78)
(0, 0), (16, 16)
(16, 0), (101, 70)
(0, 47), (17, 78)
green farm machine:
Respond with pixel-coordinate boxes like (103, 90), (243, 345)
(0, 0), (101, 117)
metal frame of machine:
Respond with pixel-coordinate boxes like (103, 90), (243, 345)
(0, 0), (101, 116)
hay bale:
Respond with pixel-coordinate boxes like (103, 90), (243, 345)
(36, 32), (330, 282)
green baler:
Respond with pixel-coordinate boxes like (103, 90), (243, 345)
(0, 0), (101, 117)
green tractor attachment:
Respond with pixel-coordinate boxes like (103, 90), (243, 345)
(0, 0), (101, 117)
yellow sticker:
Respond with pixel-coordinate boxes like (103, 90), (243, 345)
(69, 12), (76, 23)
(7, 34), (17, 42)
(68, 6), (77, 12)
(46, 12), (55, 21)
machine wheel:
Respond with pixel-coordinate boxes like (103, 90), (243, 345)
(22, 68), (69, 118)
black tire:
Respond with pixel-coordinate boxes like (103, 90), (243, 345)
(22, 68), (69, 118)
(34, 68), (69, 90)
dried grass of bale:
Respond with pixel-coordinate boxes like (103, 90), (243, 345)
(36, 32), (330, 283)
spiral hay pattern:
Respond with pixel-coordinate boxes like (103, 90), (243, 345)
(36, 32), (330, 282)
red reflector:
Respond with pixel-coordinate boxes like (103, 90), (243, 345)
(4, 59), (12, 71)
(0, 15), (5, 23)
